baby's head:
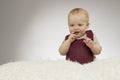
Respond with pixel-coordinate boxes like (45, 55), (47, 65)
(68, 8), (89, 23)
(68, 8), (89, 38)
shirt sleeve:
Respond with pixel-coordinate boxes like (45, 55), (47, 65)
(93, 33), (101, 48)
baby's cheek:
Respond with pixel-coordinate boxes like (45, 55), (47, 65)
(80, 29), (85, 34)
(70, 30), (73, 33)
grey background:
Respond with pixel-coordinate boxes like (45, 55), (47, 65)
(0, 0), (120, 64)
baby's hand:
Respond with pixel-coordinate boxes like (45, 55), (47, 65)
(68, 33), (77, 43)
(83, 37), (94, 48)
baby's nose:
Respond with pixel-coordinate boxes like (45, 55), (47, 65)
(74, 26), (80, 30)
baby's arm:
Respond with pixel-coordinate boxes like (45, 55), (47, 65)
(59, 40), (71, 55)
(59, 34), (76, 55)
(83, 34), (102, 55)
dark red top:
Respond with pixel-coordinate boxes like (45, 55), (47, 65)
(65, 30), (94, 64)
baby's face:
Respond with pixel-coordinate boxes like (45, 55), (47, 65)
(68, 13), (89, 38)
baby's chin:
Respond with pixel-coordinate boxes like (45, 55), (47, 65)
(76, 35), (82, 39)
(76, 33), (85, 39)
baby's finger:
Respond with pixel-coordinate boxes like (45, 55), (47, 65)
(83, 39), (87, 44)
(84, 38), (89, 43)
(88, 40), (92, 45)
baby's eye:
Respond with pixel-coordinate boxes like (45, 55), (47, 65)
(78, 24), (83, 26)
(70, 24), (74, 26)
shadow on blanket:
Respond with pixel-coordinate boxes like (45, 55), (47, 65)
(0, 57), (120, 80)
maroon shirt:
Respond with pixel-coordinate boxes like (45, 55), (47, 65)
(65, 30), (94, 64)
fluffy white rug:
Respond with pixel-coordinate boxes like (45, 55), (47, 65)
(0, 57), (120, 80)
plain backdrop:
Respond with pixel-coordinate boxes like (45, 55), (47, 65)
(0, 0), (120, 64)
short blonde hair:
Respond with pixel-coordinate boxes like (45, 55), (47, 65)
(68, 8), (89, 22)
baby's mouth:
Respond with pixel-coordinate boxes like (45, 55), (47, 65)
(74, 31), (80, 35)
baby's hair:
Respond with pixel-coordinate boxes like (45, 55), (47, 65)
(68, 8), (89, 22)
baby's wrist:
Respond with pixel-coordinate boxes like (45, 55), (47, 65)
(67, 39), (73, 43)
(90, 43), (95, 49)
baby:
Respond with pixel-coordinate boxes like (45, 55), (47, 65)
(59, 8), (102, 64)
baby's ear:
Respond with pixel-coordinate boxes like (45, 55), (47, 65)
(87, 22), (89, 26)
(86, 23), (89, 29)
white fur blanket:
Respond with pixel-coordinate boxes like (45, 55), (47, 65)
(0, 57), (120, 80)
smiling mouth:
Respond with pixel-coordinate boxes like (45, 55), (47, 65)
(74, 31), (80, 35)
